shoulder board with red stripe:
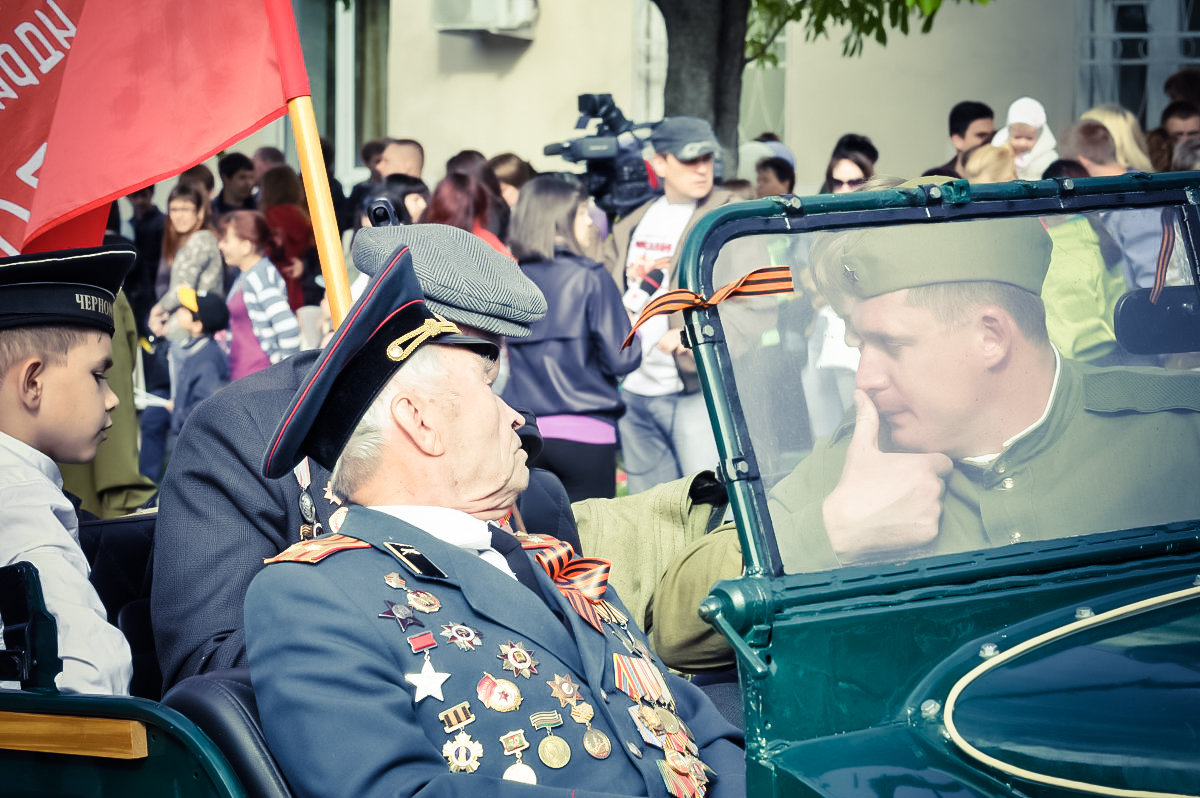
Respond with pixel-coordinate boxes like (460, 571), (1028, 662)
(264, 534), (372, 564)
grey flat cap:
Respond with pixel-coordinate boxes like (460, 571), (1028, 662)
(351, 223), (547, 338)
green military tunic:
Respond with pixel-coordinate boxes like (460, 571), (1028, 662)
(650, 357), (1200, 672)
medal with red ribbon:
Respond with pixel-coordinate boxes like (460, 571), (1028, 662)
(521, 538), (611, 633)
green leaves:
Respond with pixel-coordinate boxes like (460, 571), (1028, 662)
(745, 0), (989, 63)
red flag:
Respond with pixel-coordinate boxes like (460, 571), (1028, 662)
(0, 0), (310, 255)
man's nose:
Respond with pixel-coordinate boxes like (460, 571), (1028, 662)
(855, 348), (887, 393)
(105, 383), (119, 412)
(499, 396), (523, 430)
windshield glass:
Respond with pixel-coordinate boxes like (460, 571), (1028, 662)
(708, 206), (1200, 574)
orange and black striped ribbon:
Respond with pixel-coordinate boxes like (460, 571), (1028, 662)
(529, 539), (611, 633)
(1150, 209), (1176, 305)
(622, 265), (795, 349)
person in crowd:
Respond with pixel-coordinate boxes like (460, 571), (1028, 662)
(259, 165), (319, 311)
(1165, 66), (1200, 108)
(648, 213), (1200, 673)
(503, 175), (642, 501)
(252, 146), (287, 187)
(1080, 104), (1155, 173)
(0, 246), (135, 695)
(212, 152), (257, 217)
(125, 185), (164, 336)
(147, 183), (223, 334)
(923, 100), (995, 178)
(820, 147), (874, 194)
(347, 139), (389, 224)
(1059, 120), (1165, 290)
(723, 179), (756, 201)
(422, 172), (511, 256)
(177, 163), (215, 202)
(488, 151), (538, 207)
(151, 224), (578, 690)
(1172, 135), (1200, 171)
(961, 142), (1018, 183)
(244, 225), (744, 798)
(377, 137), (424, 179)
(601, 117), (733, 495)
(1161, 100), (1200, 147)
(754, 131), (796, 166)
(166, 287), (229, 443)
(215, 211), (302, 381)
(755, 156), (795, 197)
(447, 149), (510, 242)
(991, 97), (1059, 180)
(319, 135), (351, 232)
(833, 133), (879, 169)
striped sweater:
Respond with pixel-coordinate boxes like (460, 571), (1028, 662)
(231, 257), (302, 364)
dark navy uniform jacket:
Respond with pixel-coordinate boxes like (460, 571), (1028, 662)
(245, 507), (746, 798)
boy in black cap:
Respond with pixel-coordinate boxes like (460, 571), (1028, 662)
(167, 286), (230, 442)
(0, 246), (134, 695)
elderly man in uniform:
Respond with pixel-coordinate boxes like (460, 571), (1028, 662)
(152, 224), (581, 690)
(649, 216), (1200, 673)
(244, 226), (745, 798)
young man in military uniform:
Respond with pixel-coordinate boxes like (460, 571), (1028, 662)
(244, 225), (745, 797)
(649, 215), (1200, 673)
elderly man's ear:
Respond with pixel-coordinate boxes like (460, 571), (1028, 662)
(976, 305), (1015, 370)
(388, 393), (447, 457)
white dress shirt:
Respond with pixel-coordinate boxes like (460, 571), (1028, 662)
(373, 505), (518, 580)
(0, 430), (132, 695)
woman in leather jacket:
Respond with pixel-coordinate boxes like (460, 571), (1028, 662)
(503, 175), (642, 501)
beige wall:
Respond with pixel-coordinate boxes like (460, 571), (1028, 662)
(387, 1), (640, 183)
(783, 0), (1078, 193)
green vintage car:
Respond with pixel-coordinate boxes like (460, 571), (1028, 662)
(674, 172), (1200, 797)
(1, 173), (1198, 798)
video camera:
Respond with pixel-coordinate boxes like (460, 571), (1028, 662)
(544, 93), (660, 221)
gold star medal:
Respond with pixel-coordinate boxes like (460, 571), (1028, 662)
(442, 731), (483, 773)
(529, 710), (571, 769)
(499, 729), (537, 784)
(547, 673), (581, 707)
(570, 702), (611, 760)
(497, 641), (538, 678)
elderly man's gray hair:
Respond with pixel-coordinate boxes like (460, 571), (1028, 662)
(329, 344), (452, 499)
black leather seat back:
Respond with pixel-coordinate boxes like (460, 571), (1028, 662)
(162, 668), (293, 798)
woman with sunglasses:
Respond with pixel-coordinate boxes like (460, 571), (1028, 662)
(820, 147), (875, 194)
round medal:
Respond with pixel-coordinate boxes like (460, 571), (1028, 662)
(503, 761), (537, 783)
(329, 505), (348, 533)
(477, 672), (523, 712)
(582, 728), (612, 759)
(665, 749), (690, 774)
(655, 707), (681, 735)
(298, 490), (316, 523)
(537, 735), (571, 769)
(407, 589), (441, 613)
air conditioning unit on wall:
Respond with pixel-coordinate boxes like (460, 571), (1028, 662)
(432, 0), (539, 41)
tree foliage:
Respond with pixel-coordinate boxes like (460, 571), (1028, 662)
(745, 0), (991, 65)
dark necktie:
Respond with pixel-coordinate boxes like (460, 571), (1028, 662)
(488, 525), (542, 592)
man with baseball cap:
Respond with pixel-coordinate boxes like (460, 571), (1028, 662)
(152, 224), (578, 690)
(649, 213), (1200, 672)
(244, 227), (744, 797)
(602, 116), (733, 496)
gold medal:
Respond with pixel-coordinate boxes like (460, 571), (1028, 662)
(583, 727), (612, 760)
(497, 641), (538, 678)
(477, 672), (523, 712)
(407, 589), (441, 613)
(547, 673), (581, 707)
(530, 710), (571, 769)
(569, 701), (611, 759)
(442, 731), (483, 773)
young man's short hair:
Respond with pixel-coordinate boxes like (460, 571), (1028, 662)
(1059, 120), (1118, 166)
(0, 326), (94, 377)
(218, 152), (254, 180)
(949, 101), (994, 138)
(1161, 100), (1200, 127)
(756, 156), (795, 192)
